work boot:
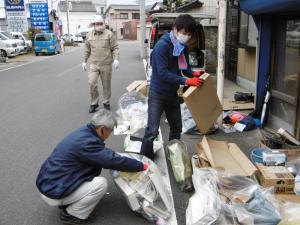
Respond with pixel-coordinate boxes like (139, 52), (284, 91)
(60, 209), (93, 225)
(89, 104), (98, 113)
(103, 103), (110, 110)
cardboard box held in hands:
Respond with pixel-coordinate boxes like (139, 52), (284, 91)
(196, 136), (257, 177)
(182, 73), (223, 134)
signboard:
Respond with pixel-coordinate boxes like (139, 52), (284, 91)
(4, 0), (27, 32)
(5, 0), (25, 11)
(29, 2), (49, 32)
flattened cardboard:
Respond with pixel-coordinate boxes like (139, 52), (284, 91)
(196, 136), (257, 177)
(183, 74), (223, 134)
(256, 164), (295, 194)
(223, 98), (254, 111)
(126, 80), (149, 97)
(276, 194), (300, 203)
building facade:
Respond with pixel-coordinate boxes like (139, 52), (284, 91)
(105, 5), (140, 40)
(57, 1), (96, 35)
(240, 0), (300, 139)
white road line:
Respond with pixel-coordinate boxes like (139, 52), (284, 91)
(55, 64), (81, 77)
(0, 48), (80, 73)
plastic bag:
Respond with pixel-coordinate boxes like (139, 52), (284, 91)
(166, 140), (193, 192)
(217, 171), (259, 200)
(186, 168), (221, 225)
(181, 103), (197, 134)
(118, 92), (147, 121)
(286, 158), (300, 176)
(232, 189), (281, 225)
(111, 153), (172, 224)
(278, 202), (300, 225)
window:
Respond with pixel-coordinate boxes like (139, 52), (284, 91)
(110, 13), (114, 19)
(239, 12), (249, 46)
(132, 13), (140, 19)
(100, 7), (104, 14)
(238, 11), (257, 47)
(120, 13), (128, 19)
(120, 28), (124, 35)
(35, 34), (51, 41)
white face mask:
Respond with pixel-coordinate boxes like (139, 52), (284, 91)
(176, 33), (191, 44)
(95, 25), (105, 32)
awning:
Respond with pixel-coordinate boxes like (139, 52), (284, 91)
(240, 0), (300, 15)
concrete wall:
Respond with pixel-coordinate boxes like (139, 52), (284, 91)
(203, 26), (218, 73)
(237, 48), (256, 92)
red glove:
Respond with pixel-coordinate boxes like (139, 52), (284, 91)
(143, 163), (148, 171)
(186, 77), (203, 87)
(193, 69), (205, 77)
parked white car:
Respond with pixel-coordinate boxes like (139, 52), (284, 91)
(0, 31), (26, 54)
(74, 34), (83, 43)
(10, 32), (32, 51)
(0, 35), (18, 57)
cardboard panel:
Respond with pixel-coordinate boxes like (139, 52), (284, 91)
(196, 136), (257, 177)
(223, 98), (254, 111)
(183, 74), (223, 134)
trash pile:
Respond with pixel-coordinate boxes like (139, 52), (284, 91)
(187, 134), (300, 225)
(111, 153), (172, 224)
(111, 80), (300, 225)
(112, 87), (170, 224)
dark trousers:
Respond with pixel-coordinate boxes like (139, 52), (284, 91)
(140, 90), (182, 159)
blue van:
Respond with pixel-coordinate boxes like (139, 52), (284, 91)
(34, 33), (61, 56)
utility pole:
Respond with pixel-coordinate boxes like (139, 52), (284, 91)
(51, 0), (56, 36)
(139, 0), (146, 59)
(217, 0), (227, 106)
(66, 0), (70, 36)
(216, 0), (227, 124)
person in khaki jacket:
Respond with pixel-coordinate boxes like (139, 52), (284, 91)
(82, 15), (119, 113)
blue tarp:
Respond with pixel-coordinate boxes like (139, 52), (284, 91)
(240, 0), (300, 15)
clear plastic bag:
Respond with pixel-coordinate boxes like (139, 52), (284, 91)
(186, 168), (221, 225)
(278, 202), (300, 225)
(286, 158), (300, 176)
(111, 153), (172, 224)
(118, 92), (147, 121)
(217, 171), (259, 200)
(232, 189), (281, 225)
(166, 140), (193, 192)
(181, 103), (197, 134)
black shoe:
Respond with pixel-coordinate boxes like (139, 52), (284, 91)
(58, 205), (69, 211)
(103, 103), (110, 110)
(60, 210), (93, 225)
(89, 104), (98, 113)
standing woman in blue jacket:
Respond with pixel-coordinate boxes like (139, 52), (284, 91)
(36, 109), (147, 224)
(140, 14), (203, 160)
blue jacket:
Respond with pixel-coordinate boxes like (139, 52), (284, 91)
(150, 33), (193, 97)
(36, 124), (144, 199)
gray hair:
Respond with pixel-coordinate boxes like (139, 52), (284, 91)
(90, 109), (117, 129)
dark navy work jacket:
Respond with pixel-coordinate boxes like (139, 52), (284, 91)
(36, 124), (143, 199)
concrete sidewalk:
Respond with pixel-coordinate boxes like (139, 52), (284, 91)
(158, 75), (261, 225)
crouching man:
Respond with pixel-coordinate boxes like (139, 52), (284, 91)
(36, 109), (147, 224)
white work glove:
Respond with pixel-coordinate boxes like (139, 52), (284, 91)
(82, 62), (87, 71)
(112, 59), (119, 70)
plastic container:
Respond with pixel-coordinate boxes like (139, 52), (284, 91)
(295, 174), (300, 195)
(250, 148), (266, 164)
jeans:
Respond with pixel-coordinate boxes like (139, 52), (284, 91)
(141, 90), (182, 159)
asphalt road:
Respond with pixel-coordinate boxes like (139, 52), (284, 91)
(0, 43), (161, 225)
